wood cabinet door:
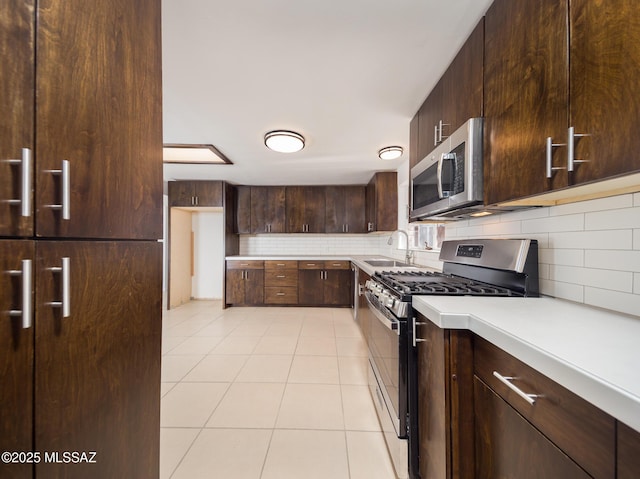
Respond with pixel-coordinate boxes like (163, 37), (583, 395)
(324, 269), (352, 306)
(418, 79), (444, 160)
(409, 114), (420, 171)
(298, 269), (324, 305)
(194, 181), (223, 207)
(325, 186), (365, 234)
(252, 186), (286, 233)
(0, 240), (34, 479)
(235, 185), (252, 234)
(168, 181), (195, 207)
(0, 0), (34, 238)
(474, 377), (591, 479)
(369, 172), (397, 232)
(243, 269), (264, 305)
(286, 186), (325, 233)
(618, 422), (640, 479)
(35, 0), (163, 240)
(483, 0), (568, 205)
(569, 0), (640, 185)
(225, 269), (245, 304)
(35, 241), (162, 479)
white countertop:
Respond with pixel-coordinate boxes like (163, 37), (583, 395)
(412, 296), (640, 433)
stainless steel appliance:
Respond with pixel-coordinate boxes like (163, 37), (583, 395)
(410, 118), (483, 221)
(365, 238), (539, 479)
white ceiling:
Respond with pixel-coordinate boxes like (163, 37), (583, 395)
(162, 0), (493, 186)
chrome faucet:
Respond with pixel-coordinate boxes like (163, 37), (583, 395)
(387, 230), (413, 264)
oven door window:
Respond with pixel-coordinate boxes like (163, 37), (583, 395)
(412, 162), (441, 210)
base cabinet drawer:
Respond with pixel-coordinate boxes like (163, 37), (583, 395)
(474, 337), (615, 479)
(265, 287), (298, 304)
(264, 269), (298, 287)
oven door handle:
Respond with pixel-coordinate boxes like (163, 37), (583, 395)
(365, 292), (399, 335)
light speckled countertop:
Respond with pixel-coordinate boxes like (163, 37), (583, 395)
(412, 296), (640, 433)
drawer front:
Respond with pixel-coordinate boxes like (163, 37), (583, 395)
(324, 260), (350, 270)
(264, 270), (298, 287)
(298, 261), (324, 270)
(227, 260), (264, 270)
(265, 260), (299, 270)
(474, 337), (615, 479)
(265, 287), (298, 304)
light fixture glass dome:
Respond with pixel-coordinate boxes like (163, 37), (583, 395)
(378, 146), (403, 160)
(264, 130), (305, 153)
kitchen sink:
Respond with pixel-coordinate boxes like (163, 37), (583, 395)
(364, 259), (413, 267)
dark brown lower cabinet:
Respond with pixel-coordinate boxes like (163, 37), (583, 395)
(225, 261), (264, 306)
(0, 240), (34, 479)
(474, 376), (591, 479)
(618, 422), (640, 479)
(298, 262), (351, 306)
(1, 240), (162, 479)
(298, 269), (324, 305)
(35, 241), (162, 479)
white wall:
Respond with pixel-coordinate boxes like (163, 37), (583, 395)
(192, 211), (225, 299)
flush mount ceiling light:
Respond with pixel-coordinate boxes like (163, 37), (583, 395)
(163, 144), (232, 164)
(378, 146), (403, 160)
(264, 130), (305, 153)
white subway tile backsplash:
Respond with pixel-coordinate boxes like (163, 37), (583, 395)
(635, 273), (640, 295)
(481, 220), (522, 236)
(634, 230), (640, 250)
(585, 250), (640, 272)
(585, 207), (640, 230)
(550, 265), (633, 293)
(634, 192), (640, 206)
(540, 279), (584, 303)
(522, 214), (584, 234)
(549, 230), (633, 250)
(550, 194), (633, 216)
(538, 263), (550, 280)
(539, 248), (584, 267)
(499, 206), (549, 222)
(584, 287), (640, 317)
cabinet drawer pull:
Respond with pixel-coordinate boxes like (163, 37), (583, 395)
(276, 275), (285, 278)
(2, 148), (32, 217)
(567, 126), (590, 172)
(306, 263), (316, 266)
(240, 263), (249, 266)
(7, 259), (32, 329)
(46, 257), (71, 318)
(277, 263), (285, 266)
(43, 159), (71, 220)
(276, 292), (285, 296)
(492, 371), (539, 405)
(332, 263), (342, 266)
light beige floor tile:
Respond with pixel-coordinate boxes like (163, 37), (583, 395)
(334, 319), (363, 338)
(210, 335), (260, 355)
(338, 356), (369, 385)
(253, 335), (299, 355)
(166, 335), (224, 355)
(276, 383), (344, 430)
(295, 336), (337, 356)
(342, 385), (381, 431)
(160, 382), (177, 398)
(196, 318), (241, 337)
(161, 336), (188, 355)
(182, 355), (249, 382)
(160, 354), (205, 382)
(346, 431), (397, 479)
(161, 382), (229, 427)
(235, 355), (293, 382)
(171, 428), (271, 479)
(300, 321), (335, 338)
(159, 428), (199, 479)
(261, 429), (349, 479)
(264, 322), (302, 337)
(206, 382), (285, 429)
(288, 355), (340, 384)
(336, 336), (368, 357)
(228, 320), (271, 337)
(164, 319), (213, 337)
(301, 309), (336, 321)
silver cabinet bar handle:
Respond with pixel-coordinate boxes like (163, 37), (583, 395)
(276, 275), (285, 278)
(567, 126), (590, 172)
(43, 159), (70, 220)
(545, 137), (566, 178)
(2, 148), (32, 217)
(46, 257), (71, 317)
(412, 318), (426, 348)
(276, 292), (285, 296)
(434, 124), (439, 147)
(7, 259), (33, 329)
(492, 371), (539, 406)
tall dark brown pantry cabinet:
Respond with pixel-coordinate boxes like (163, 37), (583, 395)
(0, 1), (163, 478)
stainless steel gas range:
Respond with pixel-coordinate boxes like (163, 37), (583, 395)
(364, 239), (539, 479)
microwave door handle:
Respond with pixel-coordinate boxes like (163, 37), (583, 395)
(437, 153), (445, 199)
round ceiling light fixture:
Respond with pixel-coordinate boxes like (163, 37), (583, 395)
(378, 146), (403, 160)
(264, 130), (305, 153)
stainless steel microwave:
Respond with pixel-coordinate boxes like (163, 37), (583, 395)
(410, 117), (483, 221)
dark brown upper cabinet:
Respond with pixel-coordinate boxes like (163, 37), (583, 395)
(411, 19), (484, 171)
(235, 185), (252, 234)
(325, 185), (366, 234)
(251, 186), (286, 233)
(286, 186), (326, 233)
(484, 0), (640, 205)
(35, 0), (163, 239)
(0, 0), (34, 238)
(366, 172), (397, 232)
(168, 181), (223, 208)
